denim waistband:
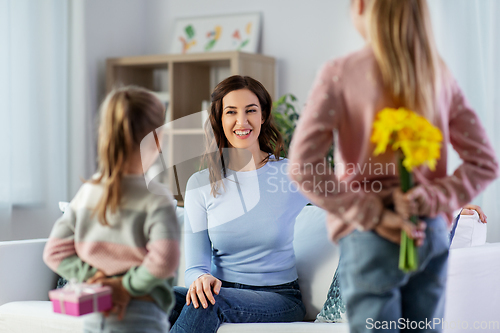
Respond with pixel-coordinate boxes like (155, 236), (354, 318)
(220, 279), (301, 291)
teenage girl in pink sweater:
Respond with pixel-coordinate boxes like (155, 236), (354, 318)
(289, 0), (498, 332)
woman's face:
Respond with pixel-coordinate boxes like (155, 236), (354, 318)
(221, 88), (264, 153)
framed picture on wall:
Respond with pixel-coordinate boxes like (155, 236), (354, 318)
(170, 12), (261, 54)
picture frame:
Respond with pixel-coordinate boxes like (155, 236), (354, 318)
(170, 12), (261, 54)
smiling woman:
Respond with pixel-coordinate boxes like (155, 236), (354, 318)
(221, 89), (263, 152)
(203, 75), (284, 197)
(169, 76), (310, 333)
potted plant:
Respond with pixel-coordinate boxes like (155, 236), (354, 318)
(272, 94), (334, 166)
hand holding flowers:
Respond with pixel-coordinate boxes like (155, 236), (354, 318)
(371, 107), (443, 272)
(374, 209), (426, 247)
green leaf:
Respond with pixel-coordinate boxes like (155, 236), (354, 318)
(205, 39), (217, 51)
(238, 39), (250, 50)
(272, 112), (284, 121)
(185, 25), (195, 39)
(271, 93), (333, 163)
(277, 95), (286, 105)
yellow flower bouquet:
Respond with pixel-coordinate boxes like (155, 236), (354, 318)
(371, 108), (443, 272)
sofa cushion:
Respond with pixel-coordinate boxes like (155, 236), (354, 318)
(293, 206), (339, 321)
(217, 322), (350, 333)
(444, 243), (500, 330)
(0, 239), (58, 306)
(175, 207), (186, 287)
(0, 301), (84, 333)
(315, 265), (347, 323)
(0, 301), (350, 333)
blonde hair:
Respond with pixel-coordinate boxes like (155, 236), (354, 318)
(92, 86), (165, 225)
(367, 0), (440, 122)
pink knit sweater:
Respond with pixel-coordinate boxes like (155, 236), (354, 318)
(289, 46), (499, 242)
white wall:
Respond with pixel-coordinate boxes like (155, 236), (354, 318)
(83, 0), (364, 163)
(144, 0), (364, 104)
(66, 0), (160, 197)
(66, 0), (160, 202)
(2, 0), (161, 241)
(9, 1), (499, 242)
(0, 0), (372, 241)
(85, 0), (151, 148)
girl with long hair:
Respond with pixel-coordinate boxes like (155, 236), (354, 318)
(289, 0), (498, 331)
(169, 75), (309, 333)
(43, 86), (180, 332)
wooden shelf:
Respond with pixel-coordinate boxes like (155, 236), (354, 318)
(171, 129), (205, 135)
(106, 51), (276, 202)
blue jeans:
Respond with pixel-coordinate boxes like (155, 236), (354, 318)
(169, 280), (306, 333)
(83, 300), (170, 333)
(338, 216), (449, 333)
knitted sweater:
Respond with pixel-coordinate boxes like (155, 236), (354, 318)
(43, 174), (180, 313)
(289, 45), (499, 241)
(183, 158), (309, 287)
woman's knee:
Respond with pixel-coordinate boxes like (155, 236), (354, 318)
(172, 301), (222, 333)
(170, 287), (189, 325)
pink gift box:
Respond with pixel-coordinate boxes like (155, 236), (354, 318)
(48, 283), (112, 316)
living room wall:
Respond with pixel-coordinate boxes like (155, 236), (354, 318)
(143, 0), (364, 104)
(83, 0), (363, 197)
(6, 0), (499, 243)
(81, 0), (500, 243)
(4, 0), (361, 241)
(1, 0), (160, 241)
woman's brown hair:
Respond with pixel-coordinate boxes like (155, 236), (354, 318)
(203, 75), (284, 197)
(367, 0), (440, 122)
(92, 86), (165, 225)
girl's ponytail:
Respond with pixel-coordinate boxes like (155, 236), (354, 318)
(92, 87), (165, 225)
(368, 0), (439, 122)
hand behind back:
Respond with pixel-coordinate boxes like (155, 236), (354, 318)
(87, 271), (131, 320)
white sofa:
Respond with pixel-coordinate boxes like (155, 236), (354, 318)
(1, 207), (499, 333)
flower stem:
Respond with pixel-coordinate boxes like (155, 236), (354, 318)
(397, 154), (418, 272)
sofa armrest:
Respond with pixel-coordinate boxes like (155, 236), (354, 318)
(0, 239), (58, 306)
(175, 207), (186, 288)
(445, 243), (500, 329)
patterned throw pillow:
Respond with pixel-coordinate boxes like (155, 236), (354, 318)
(56, 277), (68, 289)
(315, 264), (347, 323)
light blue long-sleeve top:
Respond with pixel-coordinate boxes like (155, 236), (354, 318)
(183, 157), (309, 287)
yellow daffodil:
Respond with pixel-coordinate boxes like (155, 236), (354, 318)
(371, 107), (442, 172)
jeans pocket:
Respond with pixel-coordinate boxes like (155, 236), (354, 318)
(340, 230), (406, 294)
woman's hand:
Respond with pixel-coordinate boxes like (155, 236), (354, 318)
(374, 209), (426, 247)
(87, 273), (131, 320)
(186, 273), (222, 309)
(461, 204), (487, 223)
